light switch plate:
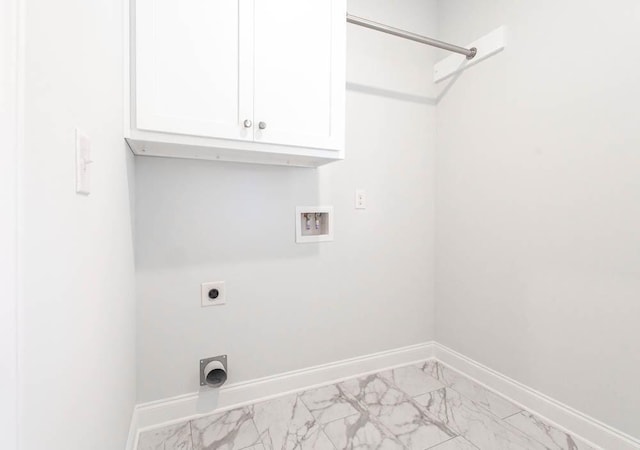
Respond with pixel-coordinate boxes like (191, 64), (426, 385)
(75, 129), (92, 195)
(201, 281), (226, 307)
(355, 189), (366, 209)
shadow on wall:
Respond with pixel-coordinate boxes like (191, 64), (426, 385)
(134, 156), (321, 271)
(345, 57), (466, 106)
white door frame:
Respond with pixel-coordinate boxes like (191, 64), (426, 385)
(0, 0), (21, 448)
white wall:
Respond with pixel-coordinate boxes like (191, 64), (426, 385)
(0, 0), (19, 447)
(135, 0), (438, 403)
(436, 0), (640, 438)
(18, 0), (137, 449)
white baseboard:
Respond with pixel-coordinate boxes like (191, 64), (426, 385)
(435, 343), (640, 450)
(127, 341), (640, 450)
(126, 342), (436, 449)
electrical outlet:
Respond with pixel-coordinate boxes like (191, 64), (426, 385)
(355, 189), (366, 209)
(201, 281), (225, 307)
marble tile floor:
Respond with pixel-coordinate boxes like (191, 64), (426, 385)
(137, 361), (598, 450)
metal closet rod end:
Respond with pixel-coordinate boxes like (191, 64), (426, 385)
(466, 47), (478, 60)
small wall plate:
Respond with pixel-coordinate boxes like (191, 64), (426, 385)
(295, 206), (334, 243)
(201, 281), (226, 307)
(200, 355), (227, 387)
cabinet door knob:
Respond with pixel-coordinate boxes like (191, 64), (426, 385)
(258, 121), (267, 130)
(243, 119), (252, 128)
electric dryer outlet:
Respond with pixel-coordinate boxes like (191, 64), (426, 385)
(201, 281), (226, 307)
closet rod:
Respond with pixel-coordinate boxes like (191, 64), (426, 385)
(347, 14), (477, 60)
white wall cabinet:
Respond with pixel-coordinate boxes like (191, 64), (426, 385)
(126, 0), (346, 167)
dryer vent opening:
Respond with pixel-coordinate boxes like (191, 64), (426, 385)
(200, 356), (228, 388)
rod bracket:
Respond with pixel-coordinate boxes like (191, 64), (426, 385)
(466, 47), (478, 60)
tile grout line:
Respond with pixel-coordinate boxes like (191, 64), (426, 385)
(187, 421), (194, 450)
(332, 377), (412, 448)
(434, 361), (543, 424)
(295, 390), (340, 449)
(434, 361), (526, 421)
(357, 369), (457, 448)
(501, 410), (524, 421)
(425, 435), (457, 449)
(294, 393), (337, 450)
(375, 363), (460, 443)
(434, 364), (589, 449)
(335, 380), (405, 448)
(424, 435), (480, 450)
(431, 364), (555, 448)
(249, 414), (263, 450)
(502, 410), (596, 450)
(319, 427), (338, 450)
(413, 363), (551, 450)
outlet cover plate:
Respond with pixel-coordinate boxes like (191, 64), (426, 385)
(201, 281), (226, 307)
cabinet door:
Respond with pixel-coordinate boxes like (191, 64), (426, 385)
(253, 0), (345, 151)
(135, 0), (253, 140)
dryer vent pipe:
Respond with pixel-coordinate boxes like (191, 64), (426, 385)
(203, 360), (227, 388)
